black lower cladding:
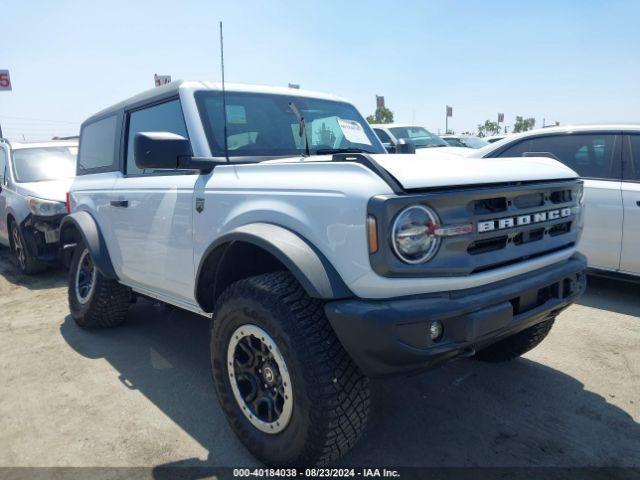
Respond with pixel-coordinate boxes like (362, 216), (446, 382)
(20, 214), (65, 263)
(325, 253), (587, 378)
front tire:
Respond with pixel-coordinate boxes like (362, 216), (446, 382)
(211, 271), (370, 467)
(68, 243), (131, 328)
(475, 317), (556, 362)
(9, 220), (46, 275)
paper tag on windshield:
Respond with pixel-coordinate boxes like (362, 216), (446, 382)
(337, 119), (372, 145)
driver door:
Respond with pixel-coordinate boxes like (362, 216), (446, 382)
(108, 98), (199, 304)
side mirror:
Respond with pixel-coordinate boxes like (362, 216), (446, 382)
(396, 138), (416, 154)
(382, 142), (396, 154)
(134, 132), (192, 170)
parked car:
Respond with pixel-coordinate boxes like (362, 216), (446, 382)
(0, 138), (77, 273)
(441, 134), (489, 149)
(62, 81), (586, 466)
(472, 124), (640, 278)
(371, 123), (472, 154)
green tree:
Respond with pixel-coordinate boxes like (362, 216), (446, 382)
(476, 119), (501, 137)
(366, 106), (394, 124)
(513, 116), (536, 133)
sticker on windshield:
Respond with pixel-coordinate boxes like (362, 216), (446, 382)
(337, 119), (371, 145)
(226, 105), (247, 125)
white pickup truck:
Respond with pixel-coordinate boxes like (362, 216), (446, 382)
(61, 81), (587, 466)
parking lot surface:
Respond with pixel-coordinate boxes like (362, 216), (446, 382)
(0, 245), (638, 469)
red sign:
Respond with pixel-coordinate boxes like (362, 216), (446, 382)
(0, 70), (12, 91)
(154, 74), (171, 87)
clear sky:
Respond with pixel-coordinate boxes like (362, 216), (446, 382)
(1, 0), (639, 140)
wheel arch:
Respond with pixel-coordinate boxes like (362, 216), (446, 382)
(195, 223), (352, 313)
(60, 211), (118, 279)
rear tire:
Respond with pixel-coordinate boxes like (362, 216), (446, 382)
(475, 317), (556, 362)
(211, 271), (370, 467)
(9, 220), (46, 275)
(68, 242), (131, 329)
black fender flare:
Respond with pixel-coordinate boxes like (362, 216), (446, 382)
(60, 211), (117, 279)
(195, 223), (353, 306)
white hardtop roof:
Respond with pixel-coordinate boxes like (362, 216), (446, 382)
(5, 139), (78, 150)
(86, 80), (349, 123)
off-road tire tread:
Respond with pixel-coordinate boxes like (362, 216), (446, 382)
(475, 317), (556, 362)
(68, 247), (130, 329)
(212, 271), (370, 466)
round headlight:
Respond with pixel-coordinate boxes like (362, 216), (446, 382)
(392, 205), (440, 264)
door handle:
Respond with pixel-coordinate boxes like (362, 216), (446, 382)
(636, 201), (640, 207)
(110, 200), (129, 208)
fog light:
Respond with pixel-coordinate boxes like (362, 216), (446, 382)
(429, 321), (443, 342)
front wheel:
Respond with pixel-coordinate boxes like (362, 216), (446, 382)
(9, 221), (46, 274)
(474, 317), (556, 362)
(211, 271), (371, 466)
(68, 243), (131, 328)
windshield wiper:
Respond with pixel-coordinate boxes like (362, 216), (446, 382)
(288, 101), (310, 157)
(315, 147), (375, 155)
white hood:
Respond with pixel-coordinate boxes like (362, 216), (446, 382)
(414, 146), (473, 156)
(370, 153), (578, 190)
(16, 178), (74, 203)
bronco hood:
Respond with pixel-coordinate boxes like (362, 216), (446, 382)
(370, 153), (578, 190)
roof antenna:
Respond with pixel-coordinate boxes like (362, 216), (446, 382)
(219, 21), (229, 161)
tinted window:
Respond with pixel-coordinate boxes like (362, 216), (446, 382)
(0, 149), (6, 184)
(497, 139), (533, 157)
(12, 146), (77, 183)
(374, 128), (392, 143)
(196, 91), (384, 158)
(624, 135), (640, 181)
(126, 99), (189, 175)
(78, 115), (118, 173)
(529, 134), (619, 179)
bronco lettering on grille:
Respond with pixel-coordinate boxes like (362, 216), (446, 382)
(478, 207), (572, 233)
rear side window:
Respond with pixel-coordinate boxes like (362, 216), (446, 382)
(528, 134), (620, 180)
(78, 115), (118, 173)
(624, 135), (640, 181)
(125, 99), (189, 175)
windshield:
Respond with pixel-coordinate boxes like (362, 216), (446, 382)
(460, 137), (489, 149)
(196, 91), (386, 158)
(443, 137), (466, 147)
(388, 127), (449, 148)
(12, 146), (77, 183)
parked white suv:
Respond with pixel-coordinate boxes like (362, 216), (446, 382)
(0, 138), (77, 273)
(62, 81), (586, 466)
(473, 125), (640, 279)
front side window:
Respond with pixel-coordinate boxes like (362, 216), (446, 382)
(126, 99), (190, 175)
(78, 115), (118, 173)
(196, 91), (385, 158)
(495, 139), (533, 158)
(624, 135), (640, 181)
(12, 146), (77, 183)
(459, 137), (489, 149)
(528, 134), (620, 179)
(388, 127), (448, 148)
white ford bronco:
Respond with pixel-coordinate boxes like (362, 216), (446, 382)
(62, 81), (587, 466)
